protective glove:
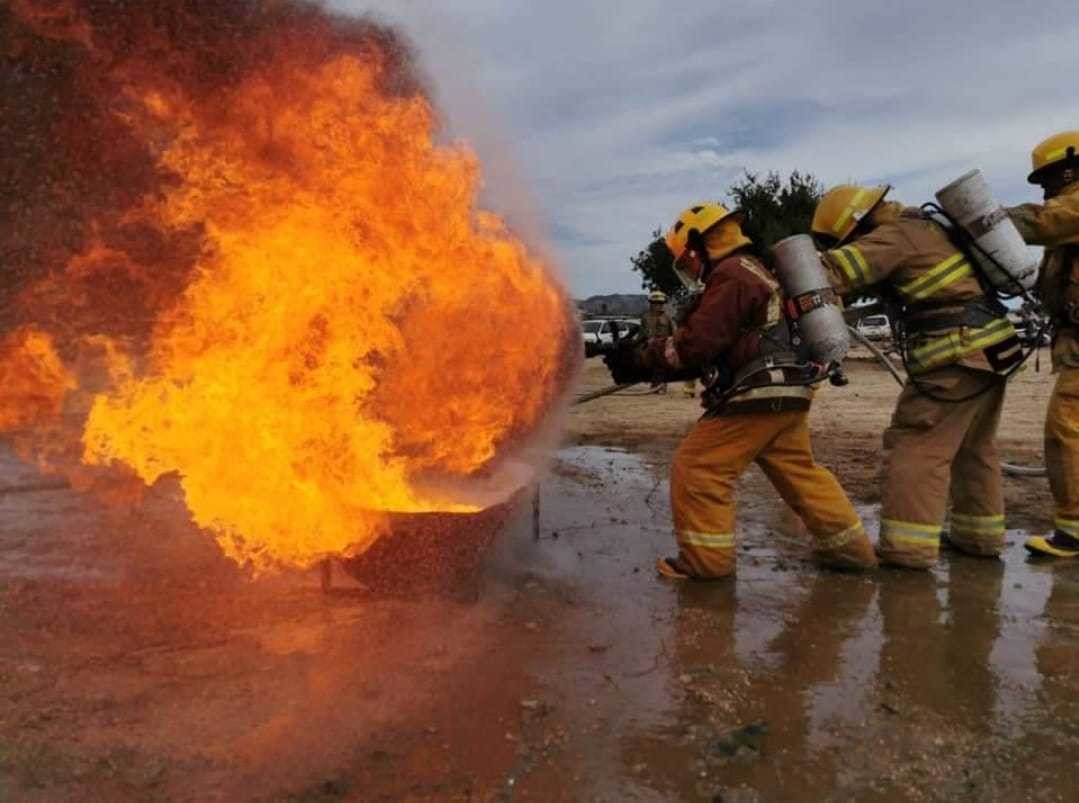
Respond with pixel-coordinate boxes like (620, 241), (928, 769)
(603, 340), (650, 385)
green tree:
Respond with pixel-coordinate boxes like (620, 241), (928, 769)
(727, 170), (823, 257)
(630, 170), (824, 294)
(630, 228), (681, 298)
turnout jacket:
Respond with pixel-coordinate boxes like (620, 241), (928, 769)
(821, 203), (1020, 375)
(1008, 181), (1079, 371)
(643, 251), (812, 412)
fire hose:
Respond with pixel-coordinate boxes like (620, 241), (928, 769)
(574, 382), (642, 404)
(575, 333), (1048, 479)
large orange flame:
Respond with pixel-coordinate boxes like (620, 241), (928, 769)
(0, 328), (75, 432)
(1, 2), (578, 570)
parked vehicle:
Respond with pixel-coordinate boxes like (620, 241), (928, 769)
(581, 318), (640, 357)
(856, 314), (891, 341)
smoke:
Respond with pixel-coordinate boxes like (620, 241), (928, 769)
(0, 1), (425, 350)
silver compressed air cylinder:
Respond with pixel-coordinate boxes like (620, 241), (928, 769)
(935, 169), (1039, 293)
(771, 234), (850, 364)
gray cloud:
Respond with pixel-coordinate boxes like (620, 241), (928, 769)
(331, 0), (1079, 296)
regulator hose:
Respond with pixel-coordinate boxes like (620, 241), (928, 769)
(574, 382), (642, 405)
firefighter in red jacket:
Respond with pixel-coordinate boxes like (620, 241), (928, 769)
(605, 203), (876, 578)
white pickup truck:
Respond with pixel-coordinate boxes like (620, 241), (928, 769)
(581, 318), (640, 357)
(856, 314), (891, 341)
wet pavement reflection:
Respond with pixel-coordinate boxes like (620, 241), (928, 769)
(521, 446), (1079, 802)
(1, 444), (1077, 802)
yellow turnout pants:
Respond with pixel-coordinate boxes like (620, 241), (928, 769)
(880, 366), (1007, 568)
(1046, 368), (1079, 538)
(669, 408), (872, 578)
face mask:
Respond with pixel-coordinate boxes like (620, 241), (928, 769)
(673, 253), (705, 293)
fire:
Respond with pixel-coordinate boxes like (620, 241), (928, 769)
(0, 328), (75, 433)
(1, 2), (578, 569)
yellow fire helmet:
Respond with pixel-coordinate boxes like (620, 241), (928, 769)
(648, 290), (667, 303)
(664, 202), (742, 263)
(1028, 130), (1079, 184)
(811, 184), (890, 248)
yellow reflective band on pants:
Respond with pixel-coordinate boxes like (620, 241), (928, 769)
(815, 521), (866, 551)
(1046, 369), (1079, 534)
(679, 531), (736, 550)
(907, 318), (1016, 374)
(949, 512), (1006, 554)
(881, 519), (942, 549)
(950, 513), (1005, 534)
(670, 408), (873, 578)
(897, 253), (973, 302)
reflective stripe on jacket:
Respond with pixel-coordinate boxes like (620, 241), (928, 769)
(821, 204), (1018, 375)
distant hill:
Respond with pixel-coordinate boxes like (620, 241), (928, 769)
(577, 294), (648, 317)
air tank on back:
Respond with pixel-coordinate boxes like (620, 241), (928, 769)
(935, 169), (1039, 294)
(771, 234), (850, 364)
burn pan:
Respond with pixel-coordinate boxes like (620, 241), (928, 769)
(335, 491), (525, 596)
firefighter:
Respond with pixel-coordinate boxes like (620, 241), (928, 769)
(1007, 130), (1079, 558)
(811, 185), (1023, 569)
(641, 290), (674, 393)
(605, 203), (877, 578)
(642, 290), (674, 337)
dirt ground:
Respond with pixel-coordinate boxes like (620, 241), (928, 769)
(2, 354), (1077, 802)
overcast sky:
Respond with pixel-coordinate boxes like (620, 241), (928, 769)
(331, 0), (1079, 298)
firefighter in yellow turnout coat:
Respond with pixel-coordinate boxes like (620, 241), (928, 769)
(1008, 131), (1079, 558)
(812, 186), (1022, 569)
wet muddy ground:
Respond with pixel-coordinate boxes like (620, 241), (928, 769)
(2, 359), (1077, 802)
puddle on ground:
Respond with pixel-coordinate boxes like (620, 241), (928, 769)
(2, 444), (1077, 802)
(510, 445), (1079, 802)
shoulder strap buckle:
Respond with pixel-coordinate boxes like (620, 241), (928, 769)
(785, 287), (839, 320)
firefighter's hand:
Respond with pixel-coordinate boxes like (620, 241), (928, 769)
(603, 341), (648, 385)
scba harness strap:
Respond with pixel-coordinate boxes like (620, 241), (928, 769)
(902, 297), (1009, 336)
(700, 320), (829, 416)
